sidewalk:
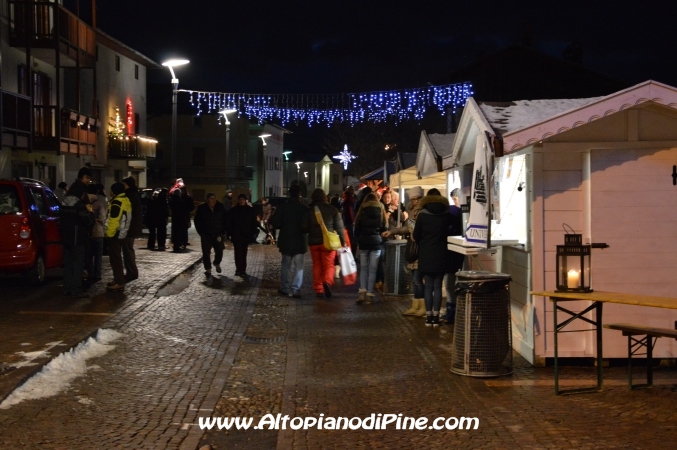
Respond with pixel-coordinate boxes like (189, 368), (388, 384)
(0, 231), (202, 403)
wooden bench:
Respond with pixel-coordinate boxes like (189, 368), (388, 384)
(604, 323), (677, 389)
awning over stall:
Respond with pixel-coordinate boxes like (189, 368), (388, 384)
(388, 167), (446, 189)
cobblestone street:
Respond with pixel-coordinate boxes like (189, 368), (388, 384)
(0, 243), (676, 449)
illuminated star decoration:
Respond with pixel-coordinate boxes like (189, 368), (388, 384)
(333, 145), (357, 170)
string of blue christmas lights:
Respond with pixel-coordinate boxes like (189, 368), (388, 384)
(180, 82), (473, 127)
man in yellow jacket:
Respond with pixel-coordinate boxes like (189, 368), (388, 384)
(104, 182), (132, 291)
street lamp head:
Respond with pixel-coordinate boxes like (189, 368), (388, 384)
(161, 59), (190, 67)
(282, 151), (292, 161)
(161, 59), (189, 82)
(259, 133), (271, 147)
(219, 108), (237, 126)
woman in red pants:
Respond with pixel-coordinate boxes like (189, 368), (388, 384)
(302, 188), (346, 298)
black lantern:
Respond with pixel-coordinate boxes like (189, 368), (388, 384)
(556, 233), (592, 292)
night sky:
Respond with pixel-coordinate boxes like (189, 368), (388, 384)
(93, 0), (677, 158)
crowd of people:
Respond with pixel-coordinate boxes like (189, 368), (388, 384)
(57, 169), (465, 324)
(253, 183), (465, 327)
(58, 167), (142, 296)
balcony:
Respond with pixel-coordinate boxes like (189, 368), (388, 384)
(8, 0), (96, 68)
(108, 135), (158, 159)
(31, 107), (98, 155)
(1, 90), (32, 148)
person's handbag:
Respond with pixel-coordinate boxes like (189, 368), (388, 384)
(338, 247), (357, 285)
(404, 238), (419, 263)
(314, 206), (341, 251)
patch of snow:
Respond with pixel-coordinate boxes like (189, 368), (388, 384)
(76, 396), (94, 405)
(20, 343), (31, 346)
(10, 341), (64, 368)
(479, 98), (603, 135)
(0, 329), (123, 409)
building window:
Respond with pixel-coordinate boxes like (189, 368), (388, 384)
(317, 174), (321, 186)
(275, 157), (280, 170)
(192, 147), (206, 166)
(134, 64), (139, 80)
(193, 116), (202, 128)
(333, 174), (339, 185)
(114, 170), (123, 181)
(17, 65), (27, 95)
(115, 55), (120, 71)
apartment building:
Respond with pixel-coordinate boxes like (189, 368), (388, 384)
(0, 0), (158, 189)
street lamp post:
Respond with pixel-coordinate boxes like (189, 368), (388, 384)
(259, 134), (271, 198)
(282, 151), (292, 195)
(220, 109), (236, 191)
(161, 59), (189, 181)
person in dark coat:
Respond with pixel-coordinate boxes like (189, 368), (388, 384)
(412, 188), (454, 327)
(301, 188), (346, 298)
(270, 185), (308, 298)
(70, 167), (93, 205)
(194, 192), (228, 278)
(227, 194), (258, 277)
(122, 177), (142, 282)
(354, 193), (387, 304)
(354, 186), (372, 218)
(147, 188), (169, 250)
(59, 181), (95, 298)
(169, 189), (189, 252)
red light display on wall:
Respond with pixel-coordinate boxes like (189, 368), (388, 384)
(126, 100), (134, 135)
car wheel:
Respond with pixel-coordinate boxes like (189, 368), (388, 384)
(26, 255), (46, 285)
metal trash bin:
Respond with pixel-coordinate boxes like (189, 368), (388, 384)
(384, 239), (411, 295)
(451, 270), (512, 377)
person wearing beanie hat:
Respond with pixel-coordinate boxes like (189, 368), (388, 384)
(227, 193), (258, 276)
(194, 192), (228, 279)
(68, 167), (93, 205)
(59, 177), (95, 298)
(407, 186), (423, 200)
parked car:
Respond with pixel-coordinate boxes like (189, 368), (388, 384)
(0, 178), (63, 284)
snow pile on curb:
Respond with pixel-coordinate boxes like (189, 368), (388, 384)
(0, 329), (124, 409)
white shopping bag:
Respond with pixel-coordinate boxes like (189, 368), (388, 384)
(338, 247), (357, 286)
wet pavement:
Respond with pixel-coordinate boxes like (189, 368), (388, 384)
(1, 243), (676, 449)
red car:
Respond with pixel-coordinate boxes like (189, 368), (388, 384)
(0, 178), (63, 284)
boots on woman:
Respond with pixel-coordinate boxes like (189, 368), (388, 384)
(356, 289), (367, 304)
(403, 298), (421, 315)
(414, 299), (427, 317)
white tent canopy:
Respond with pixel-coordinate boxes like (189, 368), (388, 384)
(389, 167), (446, 189)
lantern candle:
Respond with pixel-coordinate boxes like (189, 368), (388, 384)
(567, 269), (580, 288)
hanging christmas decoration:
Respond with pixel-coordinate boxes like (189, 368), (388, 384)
(108, 106), (125, 139)
(180, 81), (472, 127)
(333, 145), (357, 170)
